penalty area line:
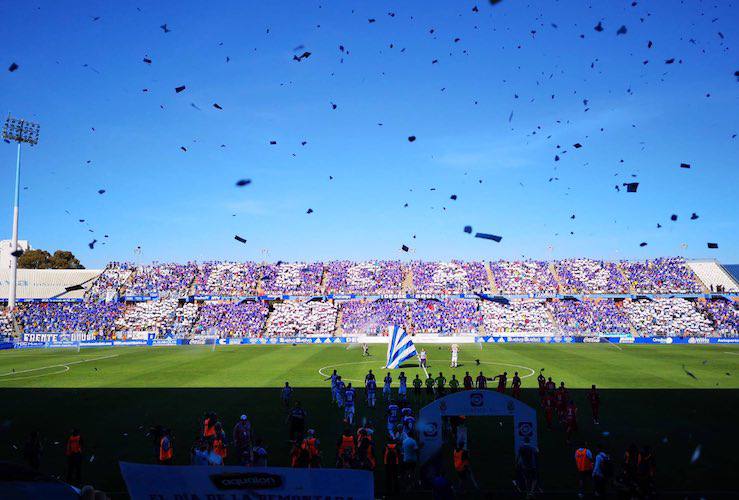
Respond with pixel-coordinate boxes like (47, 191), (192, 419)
(0, 354), (119, 378)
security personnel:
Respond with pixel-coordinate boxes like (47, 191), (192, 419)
(574, 444), (594, 497)
(454, 443), (476, 492)
(384, 439), (400, 494)
(65, 429), (83, 484)
(203, 412), (217, 441)
(301, 429), (320, 468)
(212, 424), (227, 462)
(336, 428), (355, 467)
(159, 429), (173, 465)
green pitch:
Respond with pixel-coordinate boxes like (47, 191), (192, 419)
(1, 344), (737, 497)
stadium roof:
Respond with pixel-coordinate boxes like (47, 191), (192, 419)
(0, 269), (102, 300)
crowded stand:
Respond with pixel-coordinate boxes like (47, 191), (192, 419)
(265, 301), (338, 336)
(1, 307), (15, 335)
(625, 298), (713, 337)
(16, 302), (124, 337)
(86, 262), (133, 300)
(193, 301), (269, 337)
(193, 262), (261, 296)
(698, 299), (739, 336)
(554, 259), (629, 294)
(550, 299), (631, 335)
(480, 299), (556, 333)
(125, 262), (198, 297)
(620, 257), (703, 294)
(410, 261), (489, 294)
(324, 260), (404, 295)
(114, 298), (179, 334)
(490, 260), (558, 294)
(339, 299), (406, 335)
(261, 262), (324, 296)
(172, 302), (199, 334)
(408, 299), (481, 333)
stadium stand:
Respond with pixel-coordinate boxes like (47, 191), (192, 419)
(480, 299), (556, 333)
(620, 257), (703, 294)
(339, 299), (406, 335)
(0, 307), (14, 335)
(554, 259), (629, 294)
(264, 301), (338, 336)
(261, 262), (324, 295)
(324, 260), (403, 295)
(86, 262), (133, 300)
(193, 261), (261, 296)
(410, 261), (490, 294)
(115, 298), (179, 334)
(489, 260), (558, 294)
(125, 263), (198, 297)
(16, 302), (124, 337)
(687, 260), (739, 293)
(697, 299), (739, 336)
(193, 301), (269, 337)
(408, 299), (481, 333)
(550, 299), (631, 334)
(625, 298), (713, 336)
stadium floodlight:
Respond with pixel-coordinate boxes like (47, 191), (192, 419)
(3, 115), (41, 311)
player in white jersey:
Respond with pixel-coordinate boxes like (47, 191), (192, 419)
(398, 372), (408, 401)
(344, 383), (356, 424)
(383, 373), (392, 401)
(366, 377), (377, 408)
(450, 343), (459, 368)
(325, 369), (338, 402)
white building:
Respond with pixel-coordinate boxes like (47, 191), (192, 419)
(0, 239), (32, 270)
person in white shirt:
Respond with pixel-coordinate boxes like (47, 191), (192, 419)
(450, 344), (459, 368)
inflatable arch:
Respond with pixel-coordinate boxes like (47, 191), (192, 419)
(417, 389), (538, 465)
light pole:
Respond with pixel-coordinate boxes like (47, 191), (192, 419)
(2, 115), (40, 311)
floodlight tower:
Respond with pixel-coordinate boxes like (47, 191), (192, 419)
(2, 115), (40, 311)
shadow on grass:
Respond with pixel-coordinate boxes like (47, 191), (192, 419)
(0, 388), (737, 498)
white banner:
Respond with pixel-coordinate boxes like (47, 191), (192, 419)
(119, 462), (373, 500)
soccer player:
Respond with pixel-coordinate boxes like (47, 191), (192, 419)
(287, 401), (307, 442)
(435, 372), (447, 398)
(493, 371), (507, 394)
(587, 384), (601, 424)
(383, 372), (393, 401)
(386, 400), (400, 436)
(537, 371), (546, 399)
(542, 393), (555, 430)
(556, 382), (569, 422)
(366, 376), (377, 408)
(419, 348), (428, 368)
(326, 369), (338, 403)
(365, 369), (376, 385)
(424, 373), (435, 399)
(362, 343), (370, 356)
(344, 383), (356, 425)
(398, 371), (408, 402)
(475, 371), (490, 389)
(450, 343), (459, 368)
(449, 374), (460, 393)
(401, 407), (415, 438)
(281, 382), (294, 409)
(511, 372), (522, 399)
(412, 374), (423, 402)
(336, 376), (346, 408)
(463, 371), (474, 390)
(545, 376), (556, 394)
(565, 400), (578, 444)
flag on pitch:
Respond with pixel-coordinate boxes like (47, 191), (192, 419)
(385, 325), (418, 369)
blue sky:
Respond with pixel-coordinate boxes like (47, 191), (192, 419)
(1, 0), (737, 268)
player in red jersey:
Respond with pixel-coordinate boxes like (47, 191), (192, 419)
(545, 377), (556, 394)
(542, 393), (555, 430)
(565, 400), (578, 444)
(537, 372), (546, 399)
(493, 372), (508, 393)
(475, 371), (490, 389)
(587, 384), (600, 424)
(555, 382), (569, 422)
(511, 372), (522, 399)
(463, 372), (474, 390)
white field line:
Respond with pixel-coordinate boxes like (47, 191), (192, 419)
(0, 354), (119, 377)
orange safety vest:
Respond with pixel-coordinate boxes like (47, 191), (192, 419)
(159, 437), (173, 461)
(203, 419), (216, 438)
(384, 443), (399, 465)
(213, 438), (227, 458)
(575, 448), (593, 472)
(453, 449), (469, 472)
(302, 437), (319, 458)
(66, 435), (82, 455)
(339, 435), (355, 457)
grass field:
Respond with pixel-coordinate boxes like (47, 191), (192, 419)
(1, 343), (738, 497)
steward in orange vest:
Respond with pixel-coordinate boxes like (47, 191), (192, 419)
(336, 429), (355, 468)
(65, 429), (83, 484)
(575, 445), (594, 495)
(384, 441), (400, 495)
(159, 430), (173, 464)
(212, 424), (227, 461)
(301, 430), (321, 468)
(203, 413), (217, 440)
